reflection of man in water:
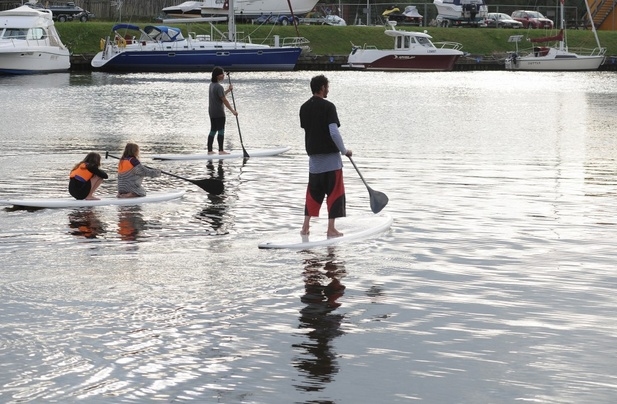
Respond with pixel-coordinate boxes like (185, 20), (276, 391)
(293, 252), (346, 392)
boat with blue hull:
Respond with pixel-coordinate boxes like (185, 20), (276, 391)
(91, 12), (307, 72)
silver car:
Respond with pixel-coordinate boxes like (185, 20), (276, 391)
(484, 12), (523, 28)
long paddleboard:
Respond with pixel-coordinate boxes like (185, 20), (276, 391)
(258, 214), (393, 250)
(151, 146), (291, 161)
(0, 189), (185, 209)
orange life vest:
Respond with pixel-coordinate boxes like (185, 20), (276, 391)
(118, 157), (138, 174)
(69, 163), (93, 182)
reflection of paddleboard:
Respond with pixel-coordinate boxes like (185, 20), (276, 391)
(0, 190), (185, 209)
(258, 214), (393, 250)
(152, 146), (291, 161)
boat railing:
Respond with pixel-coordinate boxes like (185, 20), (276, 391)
(241, 35), (311, 50)
(515, 45), (607, 58)
(2, 37), (50, 47)
(354, 44), (379, 50)
(188, 32), (212, 41)
(567, 46), (607, 56)
(433, 41), (464, 51)
(281, 36), (311, 49)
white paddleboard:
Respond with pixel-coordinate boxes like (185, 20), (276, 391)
(258, 214), (393, 250)
(0, 189), (185, 209)
(151, 146), (291, 161)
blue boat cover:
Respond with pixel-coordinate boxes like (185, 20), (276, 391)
(111, 24), (184, 42)
(112, 23), (141, 31)
(143, 25), (184, 42)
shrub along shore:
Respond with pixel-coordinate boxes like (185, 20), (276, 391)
(57, 22), (617, 70)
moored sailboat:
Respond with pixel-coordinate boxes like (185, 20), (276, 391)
(92, 0), (308, 72)
(505, 0), (605, 71)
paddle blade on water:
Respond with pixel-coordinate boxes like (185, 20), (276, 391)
(348, 156), (389, 214)
(190, 178), (224, 195)
(368, 187), (389, 214)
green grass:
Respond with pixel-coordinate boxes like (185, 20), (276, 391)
(56, 22), (617, 57)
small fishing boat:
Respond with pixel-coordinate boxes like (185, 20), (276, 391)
(0, 5), (70, 74)
(346, 21), (464, 72)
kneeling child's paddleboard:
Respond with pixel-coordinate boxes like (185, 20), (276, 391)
(0, 189), (186, 209)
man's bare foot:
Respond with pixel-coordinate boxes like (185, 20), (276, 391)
(85, 196), (100, 200)
(219, 150), (230, 155)
(300, 229), (309, 236)
(208, 151), (216, 155)
(327, 230), (344, 238)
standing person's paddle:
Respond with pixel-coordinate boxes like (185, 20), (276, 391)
(105, 152), (224, 195)
(347, 156), (388, 214)
(227, 72), (249, 159)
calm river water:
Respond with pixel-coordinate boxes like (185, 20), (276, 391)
(1, 70), (617, 403)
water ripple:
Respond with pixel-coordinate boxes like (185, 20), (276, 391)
(2, 71), (617, 403)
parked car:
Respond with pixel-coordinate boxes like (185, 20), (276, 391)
(484, 12), (523, 28)
(511, 10), (553, 29)
(254, 14), (276, 24)
(254, 13), (298, 26)
(48, 2), (95, 22)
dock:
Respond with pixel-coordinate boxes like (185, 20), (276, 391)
(70, 53), (617, 72)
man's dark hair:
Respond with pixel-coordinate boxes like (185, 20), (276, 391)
(310, 75), (328, 94)
(211, 66), (224, 82)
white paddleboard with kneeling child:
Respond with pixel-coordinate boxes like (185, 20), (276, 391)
(0, 189), (186, 209)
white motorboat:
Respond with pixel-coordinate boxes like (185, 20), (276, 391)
(346, 21), (464, 72)
(162, 0), (320, 19)
(433, 0), (487, 27)
(505, 0), (605, 71)
(200, 0), (319, 18)
(161, 1), (204, 18)
(0, 5), (70, 74)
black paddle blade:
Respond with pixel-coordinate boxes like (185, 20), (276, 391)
(190, 178), (224, 195)
(368, 187), (389, 214)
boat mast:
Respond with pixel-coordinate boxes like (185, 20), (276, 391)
(584, 0), (603, 50)
(228, 0), (236, 41)
(559, 0), (565, 51)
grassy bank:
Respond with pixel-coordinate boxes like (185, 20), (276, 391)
(56, 22), (617, 57)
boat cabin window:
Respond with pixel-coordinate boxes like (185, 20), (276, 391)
(417, 37), (433, 48)
(27, 28), (46, 40)
(3, 29), (27, 39)
(396, 35), (414, 49)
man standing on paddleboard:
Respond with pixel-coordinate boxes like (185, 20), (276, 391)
(299, 75), (352, 238)
(207, 66), (237, 155)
